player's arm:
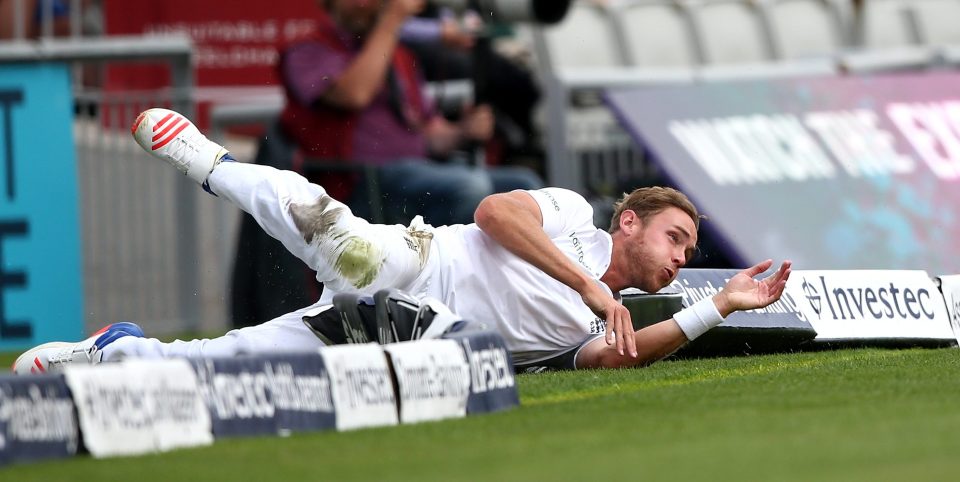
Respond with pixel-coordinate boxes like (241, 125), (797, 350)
(576, 259), (792, 369)
(474, 191), (639, 358)
(576, 320), (686, 369)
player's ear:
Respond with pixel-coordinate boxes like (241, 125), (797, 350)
(619, 209), (639, 234)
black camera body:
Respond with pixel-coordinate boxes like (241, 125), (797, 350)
(436, 0), (572, 25)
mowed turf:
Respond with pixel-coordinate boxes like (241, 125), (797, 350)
(3, 347), (959, 481)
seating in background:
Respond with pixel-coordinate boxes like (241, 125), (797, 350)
(855, 0), (915, 48)
(613, 0), (700, 68)
(842, 0), (938, 73)
(904, 0), (960, 46)
(762, 0), (850, 61)
(686, 0), (773, 65)
(535, 1), (625, 73)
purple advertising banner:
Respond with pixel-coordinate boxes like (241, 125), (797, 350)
(606, 72), (960, 274)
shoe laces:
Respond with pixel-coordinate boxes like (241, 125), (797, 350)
(162, 125), (206, 167)
(47, 344), (96, 369)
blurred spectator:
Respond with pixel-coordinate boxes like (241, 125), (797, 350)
(0, 0), (71, 39)
(399, 4), (544, 174)
(278, 0), (542, 226)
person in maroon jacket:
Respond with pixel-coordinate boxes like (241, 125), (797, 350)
(277, 0), (542, 225)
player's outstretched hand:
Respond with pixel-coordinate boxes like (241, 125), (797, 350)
(714, 259), (792, 317)
(582, 286), (637, 359)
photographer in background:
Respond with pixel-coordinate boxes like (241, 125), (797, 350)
(278, 0), (542, 226)
(399, 3), (544, 174)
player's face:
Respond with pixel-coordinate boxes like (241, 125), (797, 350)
(626, 207), (697, 292)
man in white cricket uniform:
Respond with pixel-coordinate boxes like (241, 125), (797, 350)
(14, 109), (792, 374)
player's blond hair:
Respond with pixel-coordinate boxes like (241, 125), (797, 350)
(608, 187), (701, 233)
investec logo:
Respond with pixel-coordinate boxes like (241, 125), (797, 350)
(333, 364), (394, 409)
(801, 276), (936, 321)
(195, 361), (335, 419)
(460, 339), (515, 393)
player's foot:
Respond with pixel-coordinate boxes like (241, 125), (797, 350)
(131, 108), (232, 185)
(12, 322), (145, 375)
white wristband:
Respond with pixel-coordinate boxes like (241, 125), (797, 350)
(673, 297), (726, 341)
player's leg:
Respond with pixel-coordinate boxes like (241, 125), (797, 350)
(131, 108), (430, 294)
(208, 162), (431, 293)
(13, 304), (330, 374)
(102, 303), (328, 361)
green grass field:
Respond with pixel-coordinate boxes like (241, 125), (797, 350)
(3, 347), (959, 481)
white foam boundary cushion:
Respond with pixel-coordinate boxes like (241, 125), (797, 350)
(787, 270), (953, 340)
(320, 344), (398, 431)
(936, 274), (960, 346)
(64, 359), (213, 458)
(384, 339), (471, 424)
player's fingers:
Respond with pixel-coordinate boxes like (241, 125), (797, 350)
(605, 310), (614, 345)
(743, 259), (773, 278)
(766, 267), (792, 294)
(768, 261), (790, 283)
(774, 279), (788, 298)
(615, 311), (626, 356)
(624, 310), (637, 358)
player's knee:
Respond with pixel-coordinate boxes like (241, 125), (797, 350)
(333, 236), (384, 289)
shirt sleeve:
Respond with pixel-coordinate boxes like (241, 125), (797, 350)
(281, 41), (351, 107)
(525, 188), (595, 238)
(399, 17), (443, 44)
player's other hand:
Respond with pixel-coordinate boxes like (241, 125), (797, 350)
(714, 259), (792, 317)
(582, 285), (637, 359)
(460, 104), (494, 142)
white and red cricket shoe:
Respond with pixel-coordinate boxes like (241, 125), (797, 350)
(131, 108), (230, 185)
(12, 322), (145, 374)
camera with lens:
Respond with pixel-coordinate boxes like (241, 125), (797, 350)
(435, 0), (572, 25)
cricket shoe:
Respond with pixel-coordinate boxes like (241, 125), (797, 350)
(12, 322), (145, 375)
(131, 108), (233, 186)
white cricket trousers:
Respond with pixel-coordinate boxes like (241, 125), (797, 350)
(104, 162), (437, 361)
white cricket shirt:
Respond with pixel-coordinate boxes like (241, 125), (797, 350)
(431, 188), (614, 365)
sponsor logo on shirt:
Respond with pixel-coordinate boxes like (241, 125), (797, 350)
(588, 317), (606, 334)
(568, 232), (588, 270)
(539, 189), (561, 212)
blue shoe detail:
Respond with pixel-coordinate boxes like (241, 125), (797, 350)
(201, 179), (216, 196)
(200, 153), (233, 196)
(93, 322), (145, 351)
